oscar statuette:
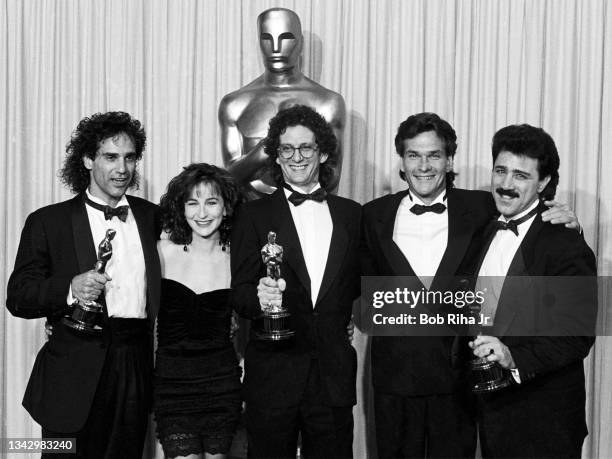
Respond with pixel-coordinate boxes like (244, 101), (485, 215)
(253, 231), (295, 341)
(467, 285), (511, 393)
(61, 229), (116, 335)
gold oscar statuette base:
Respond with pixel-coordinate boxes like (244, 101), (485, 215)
(254, 310), (295, 341)
(62, 302), (104, 335)
(469, 357), (512, 393)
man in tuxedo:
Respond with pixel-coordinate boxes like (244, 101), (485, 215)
(6, 112), (161, 458)
(361, 113), (579, 458)
(467, 124), (596, 458)
(231, 105), (360, 458)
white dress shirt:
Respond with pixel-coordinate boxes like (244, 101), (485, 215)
(393, 191), (448, 288)
(477, 199), (539, 322)
(478, 199), (539, 277)
(284, 184), (333, 307)
(476, 199), (539, 383)
(68, 190), (147, 318)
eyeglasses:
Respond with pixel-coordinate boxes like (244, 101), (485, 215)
(277, 143), (318, 159)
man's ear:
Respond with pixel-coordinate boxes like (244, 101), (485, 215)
(446, 156), (454, 172)
(537, 175), (551, 194)
(319, 153), (328, 164)
(83, 155), (94, 170)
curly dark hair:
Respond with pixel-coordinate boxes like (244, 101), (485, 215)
(492, 124), (560, 201)
(59, 111), (146, 194)
(264, 105), (338, 191)
(394, 112), (457, 188)
(159, 163), (242, 248)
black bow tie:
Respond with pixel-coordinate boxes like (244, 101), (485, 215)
(494, 207), (538, 236)
(410, 203), (447, 215)
(85, 196), (129, 222)
(283, 184), (327, 206)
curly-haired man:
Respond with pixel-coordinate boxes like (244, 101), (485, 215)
(231, 105), (360, 457)
(7, 111), (161, 458)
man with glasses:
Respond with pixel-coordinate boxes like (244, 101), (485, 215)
(231, 105), (360, 458)
(219, 7), (345, 199)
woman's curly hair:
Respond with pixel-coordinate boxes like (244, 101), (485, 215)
(59, 111), (146, 194)
(159, 163), (242, 248)
(264, 105), (338, 191)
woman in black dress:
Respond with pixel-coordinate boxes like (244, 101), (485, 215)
(155, 163), (242, 459)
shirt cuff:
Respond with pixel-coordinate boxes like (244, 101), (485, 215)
(510, 368), (522, 384)
(67, 284), (75, 305)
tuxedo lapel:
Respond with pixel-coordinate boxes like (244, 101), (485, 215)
(70, 194), (108, 317)
(127, 195), (161, 321)
(315, 196), (348, 307)
(507, 210), (544, 276)
(269, 189), (311, 301)
(491, 208), (545, 336)
(71, 194), (97, 273)
(431, 190), (477, 290)
(473, 219), (499, 278)
(438, 191), (473, 275)
(375, 190), (417, 277)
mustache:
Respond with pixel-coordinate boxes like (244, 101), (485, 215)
(496, 188), (519, 198)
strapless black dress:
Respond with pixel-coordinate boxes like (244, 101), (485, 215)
(154, 279), (242, 457)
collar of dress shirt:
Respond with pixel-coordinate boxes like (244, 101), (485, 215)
(497, 198), (539, 223)
(401, 188), (447, 208)
(283, 183), (323, 201)
(86, 189), (130, 208)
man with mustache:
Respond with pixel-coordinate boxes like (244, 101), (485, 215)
(361, 113), (579, 458)
(219, 7), (345, 199)
(465, 124), (596, 458)
(6, 112), (161, 458)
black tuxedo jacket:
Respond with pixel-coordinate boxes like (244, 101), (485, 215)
(462, 206), (597, 456)
(6, 193), (161, 432)
(231, 188), (361, 408)
(361, 187), (496, 395)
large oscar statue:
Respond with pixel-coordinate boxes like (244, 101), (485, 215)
(218, 7), (346, 199)
(253, 232), (295, 341)
(62, 229), (116, 335)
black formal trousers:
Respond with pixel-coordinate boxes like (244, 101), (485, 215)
(41, 318), (152, 459)
(245, 359), (353, 459)
(374, 391), (476, 459)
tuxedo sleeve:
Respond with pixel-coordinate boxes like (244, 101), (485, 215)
(230, 204), (265, 319)
(509, 238), (597, 381)
(6, 212), (73, 319)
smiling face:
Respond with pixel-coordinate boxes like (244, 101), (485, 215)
(276, 125), (328, 191)
(184, 182), (226, 240)
(258, 9), (302, 72)
(491, 150), (551, 218)
(400, 130), (452, 204)
(83, 132), (137, 206)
